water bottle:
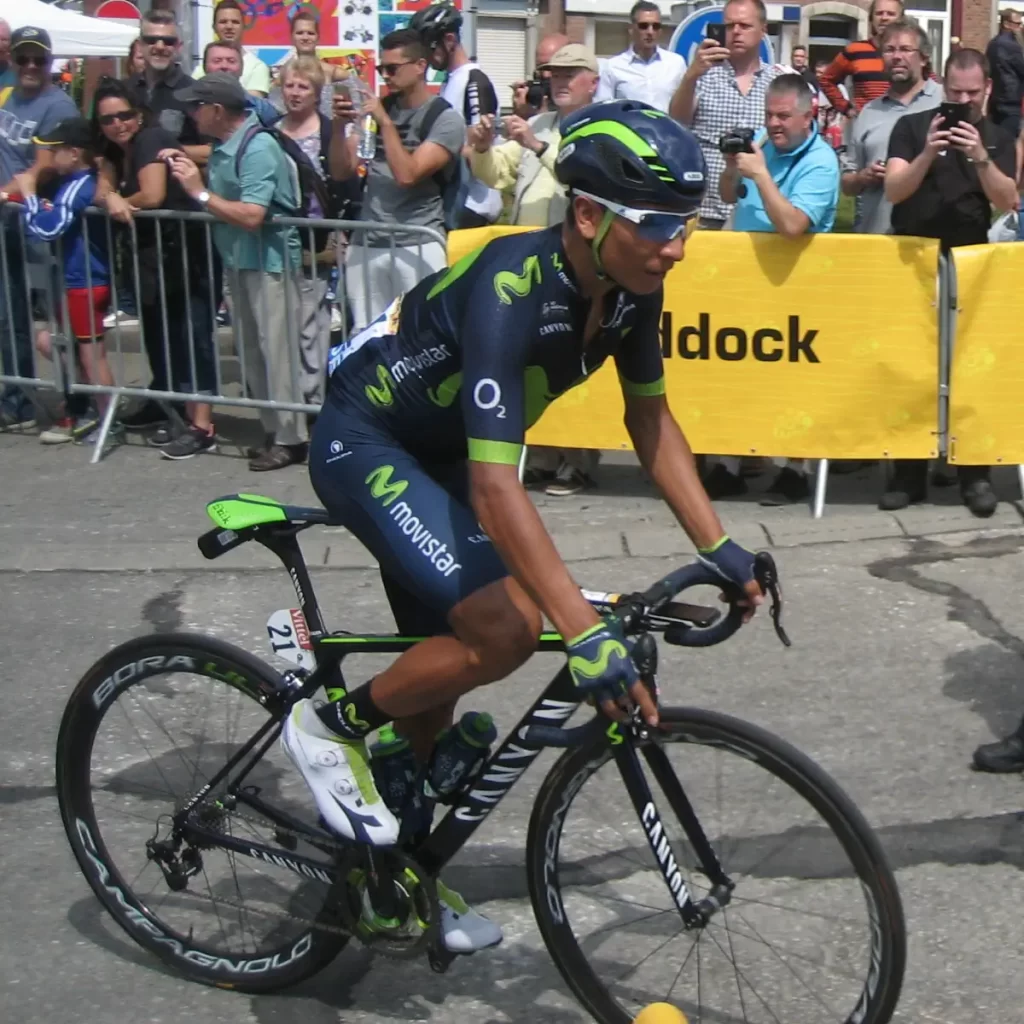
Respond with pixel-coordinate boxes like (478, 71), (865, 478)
(369, 725), (417, 816)
(425, 712), (498, 800)
(357, 115), (378, 161)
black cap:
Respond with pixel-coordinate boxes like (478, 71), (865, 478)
(11, 26), (53, 55)
(33, 117), (93, 149)
(174, 72), (248, 110)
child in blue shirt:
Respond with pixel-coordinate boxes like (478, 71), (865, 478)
(15, 117), (116, 441)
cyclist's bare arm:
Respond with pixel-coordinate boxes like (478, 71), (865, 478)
(468, 461), (601, 642)
(624, 391), (725, 549)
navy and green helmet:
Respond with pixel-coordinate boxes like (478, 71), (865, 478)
(555, 100), (707, 215)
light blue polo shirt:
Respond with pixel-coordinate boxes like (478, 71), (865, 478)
(733, 125), (840, 234)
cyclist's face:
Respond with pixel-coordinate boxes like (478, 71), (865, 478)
(577, 199), (685, 293)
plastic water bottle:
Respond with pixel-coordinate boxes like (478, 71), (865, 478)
(425, 712), (498, 800)
(357, 115), (377, 161)
(369, 725), (417, 816)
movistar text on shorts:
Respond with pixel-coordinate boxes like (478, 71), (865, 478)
(390, 501), (462, 576)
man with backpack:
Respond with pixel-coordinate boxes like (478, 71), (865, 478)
(329, 29), (464, 332)
(166, 72), (309, 471)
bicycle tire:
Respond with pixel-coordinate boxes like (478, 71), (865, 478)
(526, 706), (906, 1024)
(56, 632), (349, 993)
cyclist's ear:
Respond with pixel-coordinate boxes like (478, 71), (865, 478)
(570, 193), (602, 242)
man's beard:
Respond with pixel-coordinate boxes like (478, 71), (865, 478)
(889, 72), (918, 94)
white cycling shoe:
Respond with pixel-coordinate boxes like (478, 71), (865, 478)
(281, 699), (400, 846)
(437, 880), (503, 952)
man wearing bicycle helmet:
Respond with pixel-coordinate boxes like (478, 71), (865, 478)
(408, 1), (502, 228)
(283, 100), (764, 954)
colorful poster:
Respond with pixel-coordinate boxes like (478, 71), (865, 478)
(236, 0), (339, 46)
(319, 46), (377, 92)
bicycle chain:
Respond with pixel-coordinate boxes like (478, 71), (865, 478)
(169, 801), (436, 951)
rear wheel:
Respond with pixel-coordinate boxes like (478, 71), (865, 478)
(526, 706), (906, 1024)
(56, 632), (349, 993)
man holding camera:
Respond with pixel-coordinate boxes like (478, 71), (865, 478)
(704, 74), (839, 503)
(511, 33), (568, 119)
(597, 1), (684, 112)
(670, 0), (788, 230)
(881, 47), (1017, 517)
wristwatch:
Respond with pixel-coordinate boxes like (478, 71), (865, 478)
(534, 141), (550, 159)
(196, 189), (211, 208)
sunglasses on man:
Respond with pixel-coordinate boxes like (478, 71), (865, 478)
(636, 21), (662, 30)
(376, 60), (416, 76)
(141, 34), (178, 46)
(15, 54), (49, 67)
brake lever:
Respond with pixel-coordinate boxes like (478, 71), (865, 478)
(754, 552), (791, 647)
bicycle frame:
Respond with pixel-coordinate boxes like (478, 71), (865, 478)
(178, 523), (732, 931)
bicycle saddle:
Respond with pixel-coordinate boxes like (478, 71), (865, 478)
(206, 493), (342, 531)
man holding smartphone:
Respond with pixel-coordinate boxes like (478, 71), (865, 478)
(882, 47), (1017, 517)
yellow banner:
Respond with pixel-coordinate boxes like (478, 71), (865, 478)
(948, 243), (1024, 465)
(447, 229), (941, 459)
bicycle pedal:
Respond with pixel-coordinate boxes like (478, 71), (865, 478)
(427, 946), (457, 973)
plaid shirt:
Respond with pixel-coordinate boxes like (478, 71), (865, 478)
(688, 61), (790, 221)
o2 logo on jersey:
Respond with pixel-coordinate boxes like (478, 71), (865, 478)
(473, 378), (506, 419)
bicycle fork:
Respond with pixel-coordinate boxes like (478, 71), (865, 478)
(615, 637), (734, 930)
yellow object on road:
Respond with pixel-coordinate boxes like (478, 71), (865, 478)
(632, 1003), (689, 1024)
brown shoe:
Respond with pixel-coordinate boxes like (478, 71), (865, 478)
(249, 443), (307, 472)
(246, 433), (274, 459)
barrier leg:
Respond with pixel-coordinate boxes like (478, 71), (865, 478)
(1017, 465), (1024, 501)
(88, 392), (121, 466)
(812, 458), (829, 519)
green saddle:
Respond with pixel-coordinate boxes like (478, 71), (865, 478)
(206, 493), (338, 531)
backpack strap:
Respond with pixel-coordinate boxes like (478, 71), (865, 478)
(233, 122), (271, 178)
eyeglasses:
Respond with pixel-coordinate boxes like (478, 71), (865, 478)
(636, 21), (662, 30)
(881, 45), (920, 56)
(376, 61), (415, 76)
(15, 54), (48, 67)
(141, 34), (178, 46)
(575, 189), (698, 243)
(98, 110), (137, 126)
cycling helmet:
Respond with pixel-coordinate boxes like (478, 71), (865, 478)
(556, 100), (706, 215)
(408, 2), (463, 44)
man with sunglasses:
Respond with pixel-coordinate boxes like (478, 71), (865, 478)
(0, 26), (77, 431)
(596, 1), (685, 113)
(329, 29), (464, 332)
(288, 100), (763, 955)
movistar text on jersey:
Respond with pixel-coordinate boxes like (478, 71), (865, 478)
(659, 313), (820, 363)
(391, 344), (453, 382)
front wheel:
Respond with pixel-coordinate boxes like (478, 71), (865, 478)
(526, 706), (906, 1024)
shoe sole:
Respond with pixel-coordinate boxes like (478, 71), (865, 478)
(161, 441), (218, 461)
(39, 434), (73, 445)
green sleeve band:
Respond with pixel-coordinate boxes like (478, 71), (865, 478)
(467, 438), (524, 466)
(567, 621), (606, 646)
(697, 534), (730, 554)
(618, 373), (666, 397)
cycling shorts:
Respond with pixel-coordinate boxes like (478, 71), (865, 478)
(309, 398), (510, 635)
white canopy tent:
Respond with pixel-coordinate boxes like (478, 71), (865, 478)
(2, 0), (138, 57)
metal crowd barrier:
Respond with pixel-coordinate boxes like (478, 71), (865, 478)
(0, 204), (445, 462)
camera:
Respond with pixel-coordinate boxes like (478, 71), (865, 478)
(718, 127), (755, 155)
(524, 74), (552, 110)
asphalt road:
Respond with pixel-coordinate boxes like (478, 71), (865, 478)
(4, 528), (1024, 1023)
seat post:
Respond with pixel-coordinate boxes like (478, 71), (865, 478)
(258, 528), (327, 641)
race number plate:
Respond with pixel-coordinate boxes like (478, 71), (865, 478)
(265, 608), (314, 670)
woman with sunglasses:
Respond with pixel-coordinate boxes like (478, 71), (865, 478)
(93, 79), (220, 460)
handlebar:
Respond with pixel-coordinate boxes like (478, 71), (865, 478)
(613, 551), (791, 649)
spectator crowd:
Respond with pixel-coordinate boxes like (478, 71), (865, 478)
(0, 1), (1023, 514)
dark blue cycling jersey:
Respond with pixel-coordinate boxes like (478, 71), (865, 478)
(326, 224), (666, 466)
(312, 224), (668, 628)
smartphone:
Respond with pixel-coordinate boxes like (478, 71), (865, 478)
(939, 101), (971, 132)
(706, 22), (727, 45)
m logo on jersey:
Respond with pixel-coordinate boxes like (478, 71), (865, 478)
(365, 465), (408, 507)
(494, 255), (541, 305)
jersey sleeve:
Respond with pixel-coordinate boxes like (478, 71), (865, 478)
(614, 290), (666, 398)
(463, 68), (498, 124)
(459, 252), (541, 465)
(22, 175), (95, 241)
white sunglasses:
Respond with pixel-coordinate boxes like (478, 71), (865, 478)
(574, 189), (699, 241)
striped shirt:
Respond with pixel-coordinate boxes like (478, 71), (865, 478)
(818, 40), (889, 116)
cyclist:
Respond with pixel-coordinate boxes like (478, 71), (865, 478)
(282, 99), (764, 952)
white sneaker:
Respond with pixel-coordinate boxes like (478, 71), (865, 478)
(437, 880), (503, 952)
(281, 700), (400, 846)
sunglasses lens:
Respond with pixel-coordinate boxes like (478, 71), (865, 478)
(635, 212), (693, 242)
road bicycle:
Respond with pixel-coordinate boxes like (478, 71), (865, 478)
(56, 492), (907, 1023)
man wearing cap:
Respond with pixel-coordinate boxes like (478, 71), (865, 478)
(467, 43), (603, 497)
(0, 26), (77, 431)
(162, 72), (308, 472)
